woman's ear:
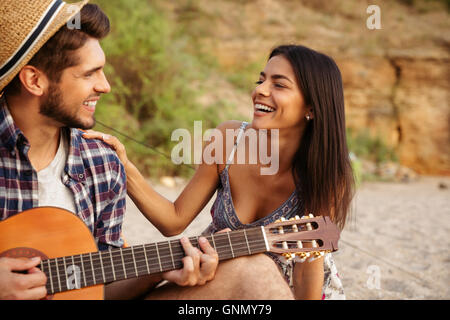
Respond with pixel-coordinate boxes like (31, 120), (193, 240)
(18, 66), (49, 97)
(306, 107), (314, 121)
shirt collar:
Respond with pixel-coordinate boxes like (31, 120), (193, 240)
(0, 95), (30, 155)
(65, 127), (87, 183)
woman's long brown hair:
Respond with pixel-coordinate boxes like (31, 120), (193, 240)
(269, 45), (355, 230)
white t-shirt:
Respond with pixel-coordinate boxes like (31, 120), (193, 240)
(37, 131), (76, 213)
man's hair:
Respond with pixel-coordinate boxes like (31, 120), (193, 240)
(4, 4), (110, 96)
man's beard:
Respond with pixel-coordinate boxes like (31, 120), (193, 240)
(39, 83), (96, 130)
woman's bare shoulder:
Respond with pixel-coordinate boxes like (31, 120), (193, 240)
(215, 120), (245, 132)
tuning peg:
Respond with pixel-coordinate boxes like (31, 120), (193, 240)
(308, 213), (314, 218)
(282, 253), (295, 261)
(295, 252), (310, 260)
(295, 215), (300, 220)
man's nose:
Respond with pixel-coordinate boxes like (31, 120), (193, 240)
(95, 71), (111, 94)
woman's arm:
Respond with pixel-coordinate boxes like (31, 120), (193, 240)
(125, 156), (218, 236)
(293, 256), (324, 300)
(81, 121), (239, 236)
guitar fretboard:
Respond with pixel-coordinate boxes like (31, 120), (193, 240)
(40, 227), (268, 294)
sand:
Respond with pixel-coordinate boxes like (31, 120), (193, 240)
(122, 176), (450, 300)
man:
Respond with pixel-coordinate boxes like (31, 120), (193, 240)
(0, 0), (218, 300)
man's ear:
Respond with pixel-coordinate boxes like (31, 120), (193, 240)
(17, 66), (49, 97)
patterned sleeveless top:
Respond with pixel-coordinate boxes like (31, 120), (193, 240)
(202, 121), (346, 299)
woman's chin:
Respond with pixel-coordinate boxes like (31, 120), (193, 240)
(251, 118), (275, 130)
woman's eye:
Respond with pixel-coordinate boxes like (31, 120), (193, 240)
(255, 80), (263, 85)
(274, 83), (285, 88)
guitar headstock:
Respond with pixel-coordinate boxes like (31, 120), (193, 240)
(264, 214), (340, 261)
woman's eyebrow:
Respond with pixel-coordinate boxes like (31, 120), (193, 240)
(260, 71), (293, 83)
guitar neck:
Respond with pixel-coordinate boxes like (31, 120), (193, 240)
(40, 227), (269, 294)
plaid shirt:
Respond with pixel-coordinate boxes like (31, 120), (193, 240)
(0, 96), (126, 250)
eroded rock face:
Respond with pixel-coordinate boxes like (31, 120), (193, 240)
(163, 0), (450, 175)
(339, 54), (449, 175)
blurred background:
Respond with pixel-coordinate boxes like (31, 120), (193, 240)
(88, 0), (449, 299)
(90, 0), (449, 180)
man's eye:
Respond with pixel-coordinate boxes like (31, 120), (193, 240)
(255, 80), (263, 85)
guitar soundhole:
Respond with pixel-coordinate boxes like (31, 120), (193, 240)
(0, 247), (49, 260)
(0, 247), (53, 300)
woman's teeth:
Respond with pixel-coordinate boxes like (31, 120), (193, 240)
(255, 103), (275, 112)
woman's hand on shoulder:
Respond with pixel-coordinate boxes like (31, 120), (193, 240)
(81, 130), (129, 167)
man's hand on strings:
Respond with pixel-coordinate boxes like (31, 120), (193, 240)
(162, 236), (219, 287)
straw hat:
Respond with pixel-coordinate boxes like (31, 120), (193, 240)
(0, 0), (89, 93)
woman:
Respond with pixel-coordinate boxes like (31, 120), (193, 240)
(83, 44), (355, 299)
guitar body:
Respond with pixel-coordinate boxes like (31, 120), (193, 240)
(0, 207), (339, 300)
(0, 207), (103, 300)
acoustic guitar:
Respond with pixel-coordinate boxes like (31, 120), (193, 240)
(0, 207), (340, 299)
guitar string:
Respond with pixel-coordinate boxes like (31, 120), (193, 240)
(43, 239), (268, 280)
(46, 246), (268, 290)
(42, 235), (270, 286)
(41, 227), (325, 290)
(45, 243), (270, 292)
(42, 235), (318, 289)
(44, 241), (324, 292)
(41, 226), (321, 275)
(42, 229), (320, 280)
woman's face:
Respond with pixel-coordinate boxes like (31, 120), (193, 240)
(251, 55), (310, 130)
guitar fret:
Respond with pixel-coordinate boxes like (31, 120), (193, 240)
(55, 257), (62, 292)
(89, 253), (96, 285)
(143, 244), (150, 274)
(210, 234), (217, 251)
(168, 241), (175, 269)
(70, 255), (80, 290)
(230, 230), (249, 258)
(131, 246), (138, 277)
(39, 260), (45, 275)
(62, 256), (69, 292)
(109, 250), (116, 281)
(243, 229), (251, 255)
(47, 259), (54, 294)
(144, 244), (159, 274)
(119, 247), (127, 279)
(226, 232), (235, 258)
(155, 242), (163, 272)
(131, 245), (145, 277)
(98, 251), (106, 283)
(169, 240), (184, 270)
(261, 226), (270, 251)
(79, 254), (87, 287)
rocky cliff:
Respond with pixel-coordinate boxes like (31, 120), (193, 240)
(162, 0), (449, 175)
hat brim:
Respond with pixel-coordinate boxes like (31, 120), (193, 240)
(0, 0), (89, 93)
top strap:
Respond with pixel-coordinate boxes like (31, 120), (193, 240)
(225, 121), (249, 169)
